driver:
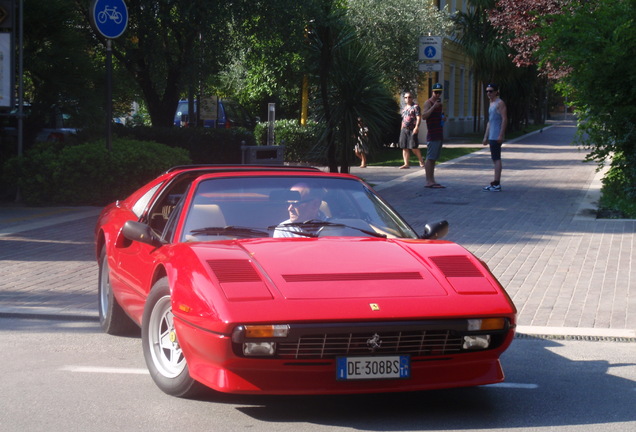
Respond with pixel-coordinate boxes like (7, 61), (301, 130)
(273, 183), (324, 238)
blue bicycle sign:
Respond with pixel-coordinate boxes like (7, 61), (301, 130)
(91, 0), (128, 39)
(97, 6), (123, 25)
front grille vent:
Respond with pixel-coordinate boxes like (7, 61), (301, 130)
(276, 330), (463, 359)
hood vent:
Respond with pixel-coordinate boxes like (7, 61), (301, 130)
(430, 255), (483, 277)
(430, 255), (496, 294)
(208, 259), (261, 283)
(283, 272), (422, 283)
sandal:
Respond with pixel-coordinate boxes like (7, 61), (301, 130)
(425, 183), (446, 189)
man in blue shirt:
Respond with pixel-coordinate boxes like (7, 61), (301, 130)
(482, 83), (508, 192)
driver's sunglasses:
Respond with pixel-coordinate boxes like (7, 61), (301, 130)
(287, 199), (314, 207)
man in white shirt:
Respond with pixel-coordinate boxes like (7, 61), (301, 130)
(274, 183), (324, 238)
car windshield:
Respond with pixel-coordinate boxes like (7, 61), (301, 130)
(180, 176), (418, 241)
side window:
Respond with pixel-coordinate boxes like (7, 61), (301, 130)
(161, 196), (185, 242)
(132, 183), (162, 218)
(145, 176), (193, 238)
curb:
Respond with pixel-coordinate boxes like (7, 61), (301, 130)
(516, 325), (636, 342)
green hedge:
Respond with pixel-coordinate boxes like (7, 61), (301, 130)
(599, 153), (636, 218)
(2, 139), (190, 206)
(112, 125), (255, 164)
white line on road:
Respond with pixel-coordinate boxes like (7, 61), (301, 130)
(61, 365), (149, 375)
(60, 366), (540, 391)
(484, 383), (539, 389)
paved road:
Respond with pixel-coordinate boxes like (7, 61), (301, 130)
(1, 120), (634, 339)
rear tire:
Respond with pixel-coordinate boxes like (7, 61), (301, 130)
(98, 246), (138, 335)
(142, 277), (203, 398)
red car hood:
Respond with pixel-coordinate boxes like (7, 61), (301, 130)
(172, 237), (514, 329)
(243, 238), (450, 299)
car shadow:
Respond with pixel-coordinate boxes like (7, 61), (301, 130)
(200, 337), (636, 430)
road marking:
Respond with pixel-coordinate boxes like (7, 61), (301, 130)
(61, 365), (149, 375)
(485, 382), (539, 389)
(60, 366), (540, 390)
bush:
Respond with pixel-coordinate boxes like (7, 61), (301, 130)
(254, 119), (325, 163)
(113, 125), (255, 164)
(598, 154), (636, 218)
(2, 139), (191, 206)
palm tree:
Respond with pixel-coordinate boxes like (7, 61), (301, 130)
(306, 1), (396, 173)
(453, 0), (511, 129)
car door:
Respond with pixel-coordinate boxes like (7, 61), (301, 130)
(113, 177), (191, 320)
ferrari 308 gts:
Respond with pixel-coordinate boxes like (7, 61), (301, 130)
(95, 165), (516, 398)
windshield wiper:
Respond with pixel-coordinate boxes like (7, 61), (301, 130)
(269, 220), (386, 238)
(189, 226), (269, 238)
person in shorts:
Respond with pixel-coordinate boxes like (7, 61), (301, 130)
(421, 83), (445, 188)
(398, 92), (424, 169)
(482, 83), (508, 192)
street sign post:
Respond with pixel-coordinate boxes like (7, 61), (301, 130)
(419, 36), (442, 61)
(90, 0), (128, 152)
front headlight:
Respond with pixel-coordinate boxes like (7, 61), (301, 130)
(243, 342), (276, 356)
(463, 335), (491, 350)
(232, 324), (290, 357)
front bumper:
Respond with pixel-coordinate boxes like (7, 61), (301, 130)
(174, 318), (515, 395)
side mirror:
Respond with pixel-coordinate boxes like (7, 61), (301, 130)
(422, 220), (449, 240)
(122, 220), (164, 248)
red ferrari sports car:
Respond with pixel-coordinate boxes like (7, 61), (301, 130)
(95, 165), (516, 398)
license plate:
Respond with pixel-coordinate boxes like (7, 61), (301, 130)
(336, 355), (410, 380)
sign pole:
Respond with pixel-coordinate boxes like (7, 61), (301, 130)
(90, 0), (128, 152)
(106, 38), (112, 151)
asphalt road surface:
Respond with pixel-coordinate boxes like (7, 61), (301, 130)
(2, 317), (635, 432)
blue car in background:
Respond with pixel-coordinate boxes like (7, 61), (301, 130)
(174, 98), (256, 129)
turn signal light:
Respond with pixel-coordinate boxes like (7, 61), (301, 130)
(244, 324), (290, 338)
(467, 318), (506, 331)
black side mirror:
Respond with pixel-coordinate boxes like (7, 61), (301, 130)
(122, 220), (164, 248)
(422, 220), (449, 240)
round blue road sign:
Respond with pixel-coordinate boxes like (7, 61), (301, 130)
(91, 0), (128, 39)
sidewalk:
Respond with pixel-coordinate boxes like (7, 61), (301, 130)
(1, 120), (634, 339)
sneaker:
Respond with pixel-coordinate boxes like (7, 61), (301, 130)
(482, 184), (502, 192)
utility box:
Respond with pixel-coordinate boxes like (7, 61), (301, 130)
(241, 145), (285, 165)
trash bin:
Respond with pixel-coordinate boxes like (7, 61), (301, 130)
(241, 145), (285, 165)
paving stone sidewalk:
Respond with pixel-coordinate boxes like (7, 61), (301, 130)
(0, 120), (634, 338)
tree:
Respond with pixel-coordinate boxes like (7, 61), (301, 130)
(346, 0), (453, 93)
(536, 1), (636, 193)
(21, 0), (106, 141)
(79, 0), (234, 127)
(488, 0), (571, 78)
(488, 0), (636, 212)
(305, 0), (396, 173)
(453, 0), (541, 130)
(213, 0), (319, 119)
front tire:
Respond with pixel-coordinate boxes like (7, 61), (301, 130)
(142, 277), (202, 398)
(98, 246), (138, 335)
